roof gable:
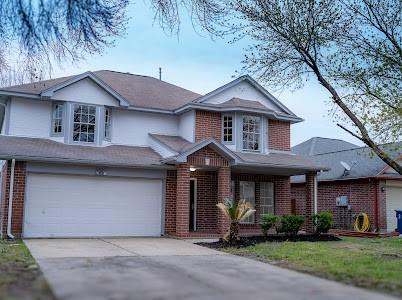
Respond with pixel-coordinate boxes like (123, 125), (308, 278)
(42, 72), (129, 107)
(194, 75), (297, 116)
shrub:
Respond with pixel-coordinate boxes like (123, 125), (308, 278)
(260, 214), (278, 237)
(312, 212), (334, 234)
(277, 215), (305, 236)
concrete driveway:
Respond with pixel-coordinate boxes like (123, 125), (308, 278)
(25, 238), (397, 300)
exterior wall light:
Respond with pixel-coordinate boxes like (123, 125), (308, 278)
(189, 167), (197, 172)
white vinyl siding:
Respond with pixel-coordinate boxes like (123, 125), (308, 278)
(240, 181), (255, 224)
(260, 182), (274, 215)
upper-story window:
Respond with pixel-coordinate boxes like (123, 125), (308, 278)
(72, 104), (96, 143)
(51, 103), (64, 135)
(222, 115), (233, 143)
(242, 115), (261, 151)
(104, 107), (112, 140)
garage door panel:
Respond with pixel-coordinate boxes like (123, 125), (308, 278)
(386, 185), (402, 232)
(23, 173), (163, 237)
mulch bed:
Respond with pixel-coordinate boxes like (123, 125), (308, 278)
(197, 234), (341, 249)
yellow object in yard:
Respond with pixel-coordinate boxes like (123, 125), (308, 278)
(354, 212), (370, 232)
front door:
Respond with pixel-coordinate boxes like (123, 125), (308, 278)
(189, 179), (197, 231)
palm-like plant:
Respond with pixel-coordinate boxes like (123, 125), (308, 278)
(216, 198), (256, 244)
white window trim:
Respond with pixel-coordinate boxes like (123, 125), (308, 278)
(242, 115), (261, 152)
(50, 102), (64, 137)
(260, 182), (274, 215)
(239, 181), (256, 224)
(104, 107), (112, 141)
(222, 114), (234, 144)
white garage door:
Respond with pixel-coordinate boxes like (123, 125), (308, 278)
(23, 173), (163, 238)
(386, 182), (402, 232)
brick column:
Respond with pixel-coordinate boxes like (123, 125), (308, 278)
(176, 163), (190, 238)
(217, 166), (231, 235)
(305, 172), (317, 233)
(1, 161), (27, 238)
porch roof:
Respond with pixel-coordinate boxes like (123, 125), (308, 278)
(156, 135), (328, 175)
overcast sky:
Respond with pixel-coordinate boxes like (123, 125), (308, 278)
(52, 1), (363, 147)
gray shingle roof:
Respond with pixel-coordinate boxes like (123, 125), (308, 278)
(149, 134), (193, 153)
(3, 70), (201, 110)
(292, 137), (358, 156)
(216, 98), (273, 111)
(234, 151), (328, 171)
(291, 142), (402, 183)
(0, 135), (164, 168)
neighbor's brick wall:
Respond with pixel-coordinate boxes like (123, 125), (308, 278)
(377, 180), (387, 231)
(1, 161), (26, 238)
(195, 110), (221, 142)
(291, 179), (385, 231)
(268, 120), (290, 151)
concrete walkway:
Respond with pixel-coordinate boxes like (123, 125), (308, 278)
(25, 238), (397, 300)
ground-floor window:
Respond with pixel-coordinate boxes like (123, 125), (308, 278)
(260, 182), (274, 215)
(240, 181), (255, 223)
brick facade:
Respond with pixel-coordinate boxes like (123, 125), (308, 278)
(195, 110), (221, 142)
(187, 146), (229, 168)
(231, 173), (292, 234)
(175, 163), (190, 237)
(291, 178), (386, 231)
(268, 120), (290, 151)
(164, 170), (177, 235)
(1, 161), (27, 238)
(190, 170), (218, 232)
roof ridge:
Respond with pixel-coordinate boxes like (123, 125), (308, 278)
(95, 70), (157, 79)
(312, 141), (401, 156)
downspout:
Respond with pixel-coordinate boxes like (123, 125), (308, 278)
(374, 180), (379, 232)
(7, 159), (15, 239)
(313, 174), (318, 215)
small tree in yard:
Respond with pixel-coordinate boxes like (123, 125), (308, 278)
(216, 199), (256, 244)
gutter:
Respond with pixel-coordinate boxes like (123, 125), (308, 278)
(6, 159), (15, 239)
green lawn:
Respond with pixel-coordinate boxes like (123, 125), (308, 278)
(0, 240), (55, 300)
(225, 236), (402, 296)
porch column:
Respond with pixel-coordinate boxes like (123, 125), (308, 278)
(217, 166), (231, 235)
(305, 172), (317, 233)
(176, 163), (190, 238)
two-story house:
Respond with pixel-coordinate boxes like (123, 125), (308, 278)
(0, 70), (326, 239)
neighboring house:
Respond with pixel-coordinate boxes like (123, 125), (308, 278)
(291, 137), (402, 232)
(0, 70), (326, 239)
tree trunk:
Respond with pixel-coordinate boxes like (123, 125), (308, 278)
(229, 222), (240, 245)
(312, 68), (402, 175)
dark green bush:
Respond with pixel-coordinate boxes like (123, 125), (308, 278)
(277, 215), (305, 236)
(312, 212), (334, 234)
(260, 214), (278, 236)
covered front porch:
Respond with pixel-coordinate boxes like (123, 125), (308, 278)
(164, 141), (324, 239)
